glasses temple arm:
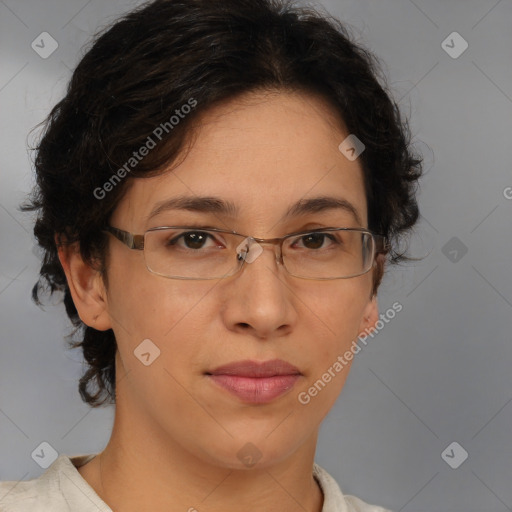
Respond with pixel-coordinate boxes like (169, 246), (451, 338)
(374, 235), (390, 254)
(104, 226), (145, 250)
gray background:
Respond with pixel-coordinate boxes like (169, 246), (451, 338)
(1, 1), (511, 511)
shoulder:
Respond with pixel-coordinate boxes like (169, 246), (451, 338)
(0, 479), (41, 512)
(313, 463), (393, 512)
(0, 453), (106, 512)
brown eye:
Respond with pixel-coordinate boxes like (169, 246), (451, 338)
(167, 231), (219, 250)
(293, 232), (338, 250)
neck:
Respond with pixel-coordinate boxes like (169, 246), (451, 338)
(93, 429), (324, 512)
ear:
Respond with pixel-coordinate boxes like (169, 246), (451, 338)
(357, 251), (386, 335)
(357, 293), (379, 338)
(55, 234), (112, 331)
(371, 252), (386, 298)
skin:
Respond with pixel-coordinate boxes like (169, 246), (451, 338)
(58, 89), (383, 512)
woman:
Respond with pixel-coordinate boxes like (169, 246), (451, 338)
(0, 0), (422, 510)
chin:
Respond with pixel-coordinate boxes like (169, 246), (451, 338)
(199, 436), (298, 471)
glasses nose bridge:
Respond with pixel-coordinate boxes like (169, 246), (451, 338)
(242, 235), (285, 267)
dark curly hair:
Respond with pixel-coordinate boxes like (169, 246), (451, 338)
(21, 0), (423, 408)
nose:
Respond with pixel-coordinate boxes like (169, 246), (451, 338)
(222, 239), (295, 339)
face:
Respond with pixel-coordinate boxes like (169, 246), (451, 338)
(70, 89), (380, 470)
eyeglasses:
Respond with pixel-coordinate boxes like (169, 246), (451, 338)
(103, 225), (390, 280)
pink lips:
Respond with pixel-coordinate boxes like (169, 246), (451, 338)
(206, 359), (302, 404)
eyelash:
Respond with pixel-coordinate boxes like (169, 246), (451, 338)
(167, 229), (340, 250)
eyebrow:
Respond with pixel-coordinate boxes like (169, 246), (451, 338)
(147, 194), (363, 226)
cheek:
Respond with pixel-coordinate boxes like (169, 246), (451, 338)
(105, 256), (218, 372)
(296, 278), (370, 348)
(293, 281), (370, 418)
(105, 254), (189, 343)
(107, 261), (157, 333)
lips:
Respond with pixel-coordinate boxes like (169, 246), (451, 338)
(207, 359), (301, 378)
(206, 359), (302, 404)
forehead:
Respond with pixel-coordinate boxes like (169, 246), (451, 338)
(111, 89), (368, 232)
